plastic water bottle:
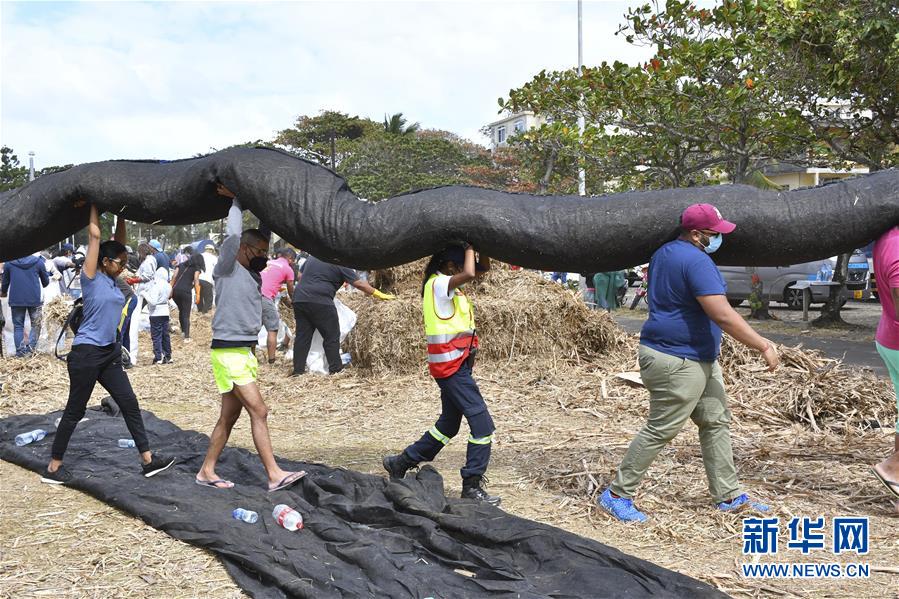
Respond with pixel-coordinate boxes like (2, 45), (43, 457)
(232, 508), (258, 524)
(272, 504), (303, 531)
(117, 439), (136, 448)
(15, 429), (47, 446)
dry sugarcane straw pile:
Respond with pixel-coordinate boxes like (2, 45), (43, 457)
(345, 265), (631, 373)
(42, 295), (73, 328)
(348, 264), (893, 433)
(1, 262), (897, 598)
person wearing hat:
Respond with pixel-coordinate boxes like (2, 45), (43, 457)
(382, 244), (500, 505)
(599, 204), (780, 522)
(148, 239), (170, 275)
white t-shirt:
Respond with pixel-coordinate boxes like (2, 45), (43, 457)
(200, 252), (218, 284)
(432, 273), (457, 319)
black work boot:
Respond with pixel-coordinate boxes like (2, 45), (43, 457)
(382, 452), (417, 479)
(461, 475), (501, 506)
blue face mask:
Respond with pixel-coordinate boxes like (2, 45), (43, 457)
(702, 233), (723, 254)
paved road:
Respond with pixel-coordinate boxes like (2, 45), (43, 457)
(612, 314), (887, 377)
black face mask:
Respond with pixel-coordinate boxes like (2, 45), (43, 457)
(248, 256), (268, 272)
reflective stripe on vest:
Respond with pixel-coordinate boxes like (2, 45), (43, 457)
(423, 274), (477, 378)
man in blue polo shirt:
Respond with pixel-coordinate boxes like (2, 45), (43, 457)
(600, 203), (780, 522)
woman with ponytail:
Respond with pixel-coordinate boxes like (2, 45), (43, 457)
(383, 243), (500, 505)
(42, 203), (176, 484)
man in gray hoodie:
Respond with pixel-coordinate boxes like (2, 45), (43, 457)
(195, 183), (305, 492)
(1, 254), (50, 357)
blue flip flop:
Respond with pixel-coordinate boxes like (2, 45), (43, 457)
(267, 471), (306, 492)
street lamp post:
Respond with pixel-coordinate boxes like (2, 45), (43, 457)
(577, 1), (586, 196)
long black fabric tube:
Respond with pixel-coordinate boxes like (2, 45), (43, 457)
(1, 147), (896, 271)
(2, 409), (730, 598)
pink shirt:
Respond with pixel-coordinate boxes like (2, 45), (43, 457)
(260, 257), (295, 300)
(874, 227), (899, 350)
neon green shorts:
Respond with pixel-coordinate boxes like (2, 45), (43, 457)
(210, 347), (258, 393)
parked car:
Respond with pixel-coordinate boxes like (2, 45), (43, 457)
(720, 250), (868, 309)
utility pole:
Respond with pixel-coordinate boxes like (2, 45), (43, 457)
(577, 0), (586, 196)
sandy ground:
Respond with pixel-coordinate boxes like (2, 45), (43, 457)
(1, 311), (897, 599)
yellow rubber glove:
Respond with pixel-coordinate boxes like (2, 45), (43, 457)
(372, 289), (396, 301)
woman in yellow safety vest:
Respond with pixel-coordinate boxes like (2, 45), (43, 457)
(382, 243), (500, 505)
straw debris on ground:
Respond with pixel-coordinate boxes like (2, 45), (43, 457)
(0, 265), (896, 598)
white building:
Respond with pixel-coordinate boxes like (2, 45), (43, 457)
(762, 163), (870, 190)
(485, 111), (547, 148)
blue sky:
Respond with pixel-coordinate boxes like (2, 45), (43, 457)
(1, 1), (653, 167)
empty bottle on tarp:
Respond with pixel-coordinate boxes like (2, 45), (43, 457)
(117, 439), (136, 448)
(15, 429), (47, 446)
(232, 508), (258, 523)
(272, 504), (303, 531)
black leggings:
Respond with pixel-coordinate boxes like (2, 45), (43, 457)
(51, 343), (150, 460)
(293, 302), (342, 374)
(172, 288), (193, 338)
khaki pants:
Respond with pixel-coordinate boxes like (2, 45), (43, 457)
(610, 345), (741, 504)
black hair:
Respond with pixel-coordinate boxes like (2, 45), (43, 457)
(190, 252), (206, 272)
(97, 240), (128, 271)
(420, 253), (452, 296)
(183, 246), (194, 255)
(276, 247), (297, 261)
(241, 229), (268, 246)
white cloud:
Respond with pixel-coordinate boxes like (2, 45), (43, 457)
(1, 0), (653, 167)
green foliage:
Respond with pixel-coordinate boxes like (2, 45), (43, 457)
(503, 0), (817, 191)
(766, 0), (899, 170)
(341, 129), (490, 201)
(383, 113), (421, 135)
(275, 111), (381, 168)
(0, 146), (28, 191)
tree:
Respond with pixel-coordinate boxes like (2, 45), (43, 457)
(383, 112), (421, 135)
(340, 129), (490, 201)
(0, 146), (28, 191)
(765, 0), (899, 325)
(275, 111), (379, 169)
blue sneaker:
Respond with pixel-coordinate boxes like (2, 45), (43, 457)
(717, 493), (769, 512)
(598, 488), (648, 522)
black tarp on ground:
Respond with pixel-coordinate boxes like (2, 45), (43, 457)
(0, 408), (729, 599)
(0, 146), (897, 270)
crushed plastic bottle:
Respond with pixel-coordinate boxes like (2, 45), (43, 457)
(117, 439), (136, 448)
(272, 504), (303, 531)
(15, 429), (47, 446)
(232, 508), (259, 523)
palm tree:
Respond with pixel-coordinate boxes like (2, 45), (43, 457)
(383, 113), (420, 135)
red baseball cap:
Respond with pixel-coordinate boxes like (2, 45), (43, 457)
(680, 203), (736, 234)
